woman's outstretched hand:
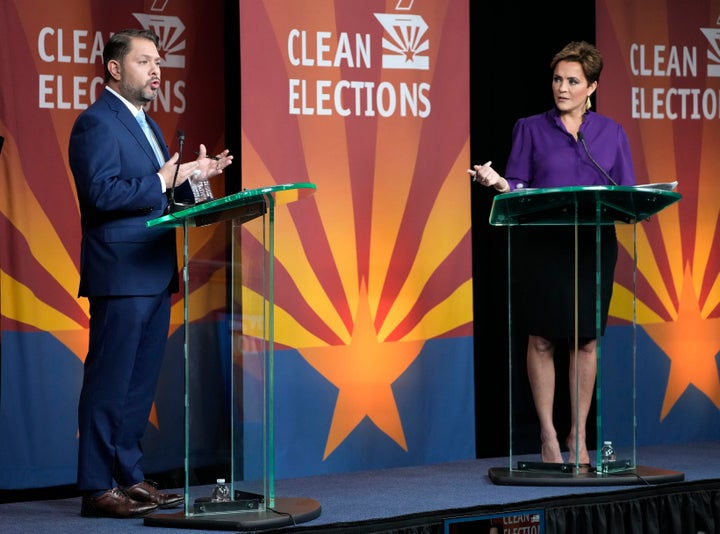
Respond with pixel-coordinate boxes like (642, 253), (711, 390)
(467, 161), (509, 192)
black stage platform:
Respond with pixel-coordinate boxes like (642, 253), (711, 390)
(0, 441), (718, 534)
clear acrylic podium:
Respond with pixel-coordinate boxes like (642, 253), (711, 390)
(487, 184), (684, 485)
(144, 183), (321, 528)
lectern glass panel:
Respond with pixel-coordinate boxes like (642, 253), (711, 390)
(490, 185), (681, 481)
(146, 183), (317, 517)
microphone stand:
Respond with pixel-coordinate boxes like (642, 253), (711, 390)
(166, 130), (192, 213)
(578, 131), (618, 186)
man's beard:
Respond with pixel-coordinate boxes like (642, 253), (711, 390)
(121, 80), (157, 106)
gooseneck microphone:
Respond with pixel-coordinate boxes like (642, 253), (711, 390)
(166, 130), (191, 213)
(577, 131), (618, 186)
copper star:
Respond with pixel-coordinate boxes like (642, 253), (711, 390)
(643, 264), (720, 420)
(299, 281), (424, 459)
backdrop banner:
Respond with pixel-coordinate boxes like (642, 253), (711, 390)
(0, 0), (474, 489)
(597, 0), (720, 444)
(0, 0), (227, 489)
(238, 0), (474, 478)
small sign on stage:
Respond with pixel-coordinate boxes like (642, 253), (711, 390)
(444, 509), (544, 534)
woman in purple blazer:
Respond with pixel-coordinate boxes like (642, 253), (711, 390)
(469, 41), (636, 467)
(68, 28), (232, 518)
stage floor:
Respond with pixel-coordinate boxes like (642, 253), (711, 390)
(0, 441), (718, 533)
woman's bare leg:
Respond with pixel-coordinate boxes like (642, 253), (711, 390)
(526, 335), (563, 463)
(566, 339), (596, 465)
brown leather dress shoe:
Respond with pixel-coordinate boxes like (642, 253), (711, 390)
(125, 480), (184, 509)
(81, 487), (158, 518)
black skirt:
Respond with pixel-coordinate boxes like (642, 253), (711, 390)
(509, 225), (618, 341)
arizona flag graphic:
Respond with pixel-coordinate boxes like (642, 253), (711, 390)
(598, 0), (720, 445)
(239, 0), (475, 477)
(0, 0), (230, 488)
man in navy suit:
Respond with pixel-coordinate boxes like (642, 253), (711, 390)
(68, 28), (232, 518)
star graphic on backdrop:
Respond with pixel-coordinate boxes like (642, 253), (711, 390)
(299, 281), (425, 459)
(643, 264), (720, 420)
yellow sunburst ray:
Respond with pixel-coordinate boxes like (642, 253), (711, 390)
(654, 203), (684, 306)
(184, 224), (219, 258)
(241, 286), (326, 348)
(617, 218), (679, 321)
(609, 282), (666, 323)
(169, 265), (227, 336)
(296, 138), (358, 328)
(368, 115), (425, 318)
(700, 274), (720, 319)
(277, 204), (353, 341)
(0, 138), (81, 302)
(284, 24), (361, 323)
(274, 304), (329, 348)
(1, 271), (84, 330)
(379, 145), (471, 339)
(694, 120), (720, 314)
(241, 132), (353, 343)
(241, 206), (352, 344)
(402, 278), (473, 341)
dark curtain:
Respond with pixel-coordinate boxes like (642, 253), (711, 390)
(373, 480), (720, 534)
(470, 1), (597, 458)
(545, 480), (720, 534)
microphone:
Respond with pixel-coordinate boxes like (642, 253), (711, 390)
(577, 131), (618, 186)
(166, 129), (191, 213)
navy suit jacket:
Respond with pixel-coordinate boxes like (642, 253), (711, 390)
(69, 89), (192, 297)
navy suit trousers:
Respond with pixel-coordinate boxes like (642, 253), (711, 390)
(76, 290), (171, 492)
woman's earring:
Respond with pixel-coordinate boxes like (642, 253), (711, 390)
(585, 95), (592, 111)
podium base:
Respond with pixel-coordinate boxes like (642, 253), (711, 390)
(488, 465), (684, 486)
(143, 496), (321, 531)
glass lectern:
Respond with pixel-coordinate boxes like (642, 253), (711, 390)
(144, 183), (322, 528)
(487, 185), (685, 485)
